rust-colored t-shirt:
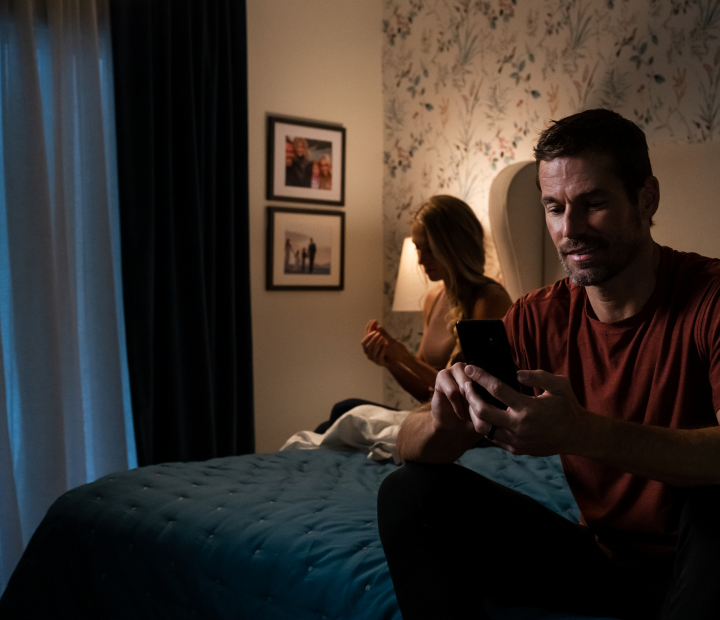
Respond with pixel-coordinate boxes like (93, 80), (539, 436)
(503, 246), (720, 565)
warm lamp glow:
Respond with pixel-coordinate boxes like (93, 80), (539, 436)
(392, 237), (432, 312)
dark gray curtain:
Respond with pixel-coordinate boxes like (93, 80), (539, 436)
(109, 0), (254, 465)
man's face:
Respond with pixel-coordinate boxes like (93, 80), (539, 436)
(539, 154), (648, 287)
(294, 139), (308, 160)
(285, 142), (296, 166)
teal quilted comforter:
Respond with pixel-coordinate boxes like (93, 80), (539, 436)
(0, 448), (619, 619)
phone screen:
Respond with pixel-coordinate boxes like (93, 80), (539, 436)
(456, 319), (520, 409)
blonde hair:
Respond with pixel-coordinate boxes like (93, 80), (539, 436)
(412, 195), (489, 350)
(318, 154), (332, 189)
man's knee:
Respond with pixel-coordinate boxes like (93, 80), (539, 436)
(378, 462), (465, 511)
(377, 461), (500, 545)
(660, 486), (720, 619)
(378, 462), (447, 524)
(378, 462), (464, 540)
(678, 484), (720, 548)
(674, 484), (720, 585)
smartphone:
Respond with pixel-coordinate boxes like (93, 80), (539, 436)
(455, 319), (521, 409)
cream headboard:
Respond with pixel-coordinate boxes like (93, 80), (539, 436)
(488, 161), (562, 301)
(489, 142), (720, 301)
(649, 141), (720, 260)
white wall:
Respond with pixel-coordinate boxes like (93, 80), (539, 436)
(246, 1), (385, 452)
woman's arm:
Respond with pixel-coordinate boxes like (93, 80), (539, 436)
(384, 359), (438, 402)
(362, 288), (445, 402)
(362, 321), (442, 401)
(389, 286), (451, 399)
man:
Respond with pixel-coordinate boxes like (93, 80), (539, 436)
(285, 136), (313, 188)
(308, 237), (317, 273)
(284, 139), (303, 187)
(377, 109), (720, 620)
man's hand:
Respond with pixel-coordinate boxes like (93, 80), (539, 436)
(429, 363), (479, 435)
(463, 365), (589, 457)
(396, 363), (483, 463)
(405, 363), (720, 485)
(398, 362), (590, 463)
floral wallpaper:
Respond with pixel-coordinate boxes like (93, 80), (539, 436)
(381, 0), (720, 409)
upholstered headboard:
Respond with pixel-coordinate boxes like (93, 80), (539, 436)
(489, 142), (720, 301)
(488, 161), (562, 301)
(648, 141), (720, 260)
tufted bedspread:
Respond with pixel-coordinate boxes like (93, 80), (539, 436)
(0, 448), (619, 620)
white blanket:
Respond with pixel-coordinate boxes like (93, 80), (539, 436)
(279, 405), (410, 464)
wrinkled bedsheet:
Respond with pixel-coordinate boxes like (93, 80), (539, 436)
(0, 448), (618, 620)
(280, 404), (410, 463)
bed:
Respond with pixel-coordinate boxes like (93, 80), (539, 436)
(0, 440), (613, 620)
(2, 141), (717, 619)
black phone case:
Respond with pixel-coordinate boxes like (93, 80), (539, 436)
(456, 319), (520, 409)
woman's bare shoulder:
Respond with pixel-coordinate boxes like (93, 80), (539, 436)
(423, 283), (445, 315)
(471, 280), (513, 319)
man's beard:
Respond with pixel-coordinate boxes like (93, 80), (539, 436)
(558, 230), (643, 287)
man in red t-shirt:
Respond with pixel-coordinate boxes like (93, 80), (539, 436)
(378, 109), (720, 620)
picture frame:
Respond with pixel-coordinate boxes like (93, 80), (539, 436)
(266, 207), (345, 290)
(266, 116), (346, 206)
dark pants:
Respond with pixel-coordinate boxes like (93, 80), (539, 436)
(377, 461), (720, 620)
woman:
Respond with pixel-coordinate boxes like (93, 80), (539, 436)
(362, 195), (512, 402)
(317, 154), (332, 190)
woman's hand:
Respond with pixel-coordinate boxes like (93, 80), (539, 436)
(362, 320), (412, 367)
(362, 320), (389, 366)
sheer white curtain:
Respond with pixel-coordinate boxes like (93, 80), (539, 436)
(0, 0), (136, 594)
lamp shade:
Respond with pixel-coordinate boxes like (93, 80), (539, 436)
(392, 237), (432, 311)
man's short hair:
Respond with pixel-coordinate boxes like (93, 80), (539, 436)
(533, 108), (653, 205)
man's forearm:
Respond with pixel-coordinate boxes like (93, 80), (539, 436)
(577, 412), (720, 487)
(397, 403), (480, 464)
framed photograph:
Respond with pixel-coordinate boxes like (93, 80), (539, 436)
(267, 116), (346, 206)
(266, 207), (345, 290)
